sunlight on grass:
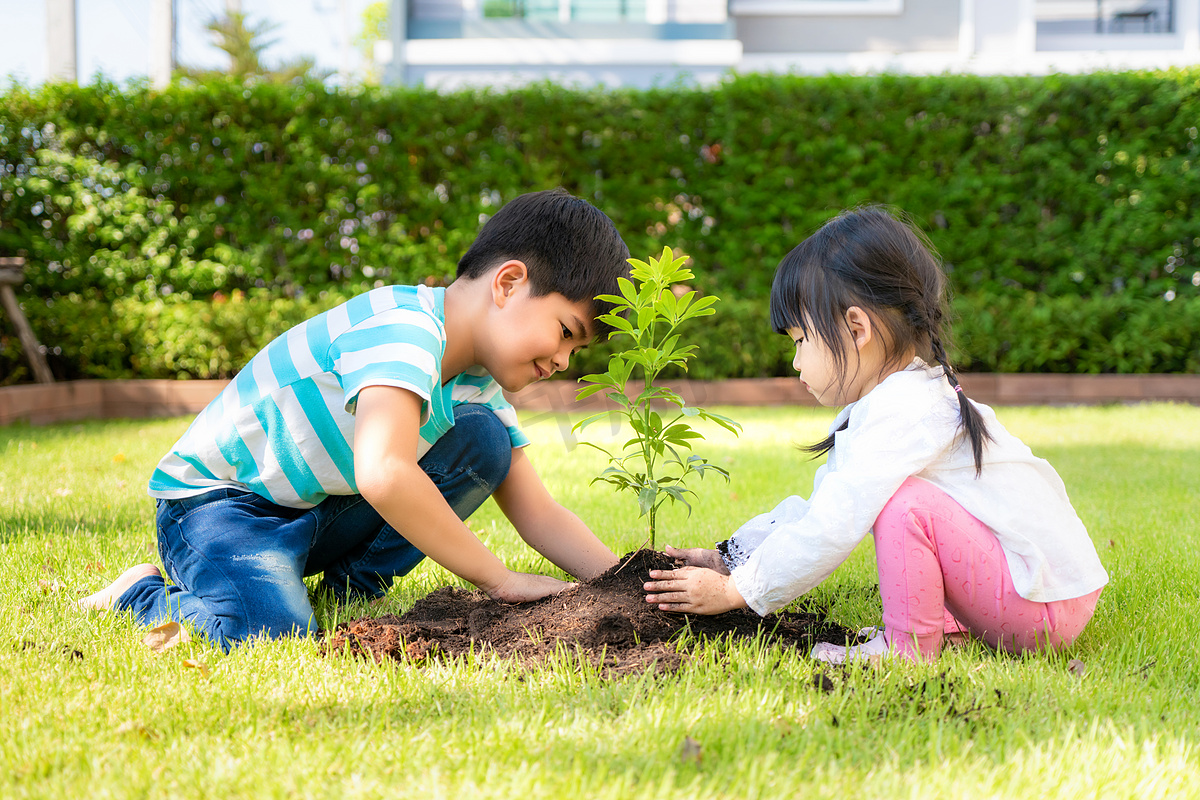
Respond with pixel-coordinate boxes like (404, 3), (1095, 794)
(1, 403), (1198, 798)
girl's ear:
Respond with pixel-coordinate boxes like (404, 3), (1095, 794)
(491, 260), (529, 308)
(844, 306), (874, 351)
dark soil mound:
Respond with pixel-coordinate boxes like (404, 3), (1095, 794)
(326, 550), (853, 675)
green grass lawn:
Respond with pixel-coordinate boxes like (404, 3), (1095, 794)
(2, 403), (1198, 799)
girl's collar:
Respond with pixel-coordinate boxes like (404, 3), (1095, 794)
(906, 355), (946, 379)
(833, 357), (943, 423)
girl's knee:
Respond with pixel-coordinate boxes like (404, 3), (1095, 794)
(878, 477), (938, 523)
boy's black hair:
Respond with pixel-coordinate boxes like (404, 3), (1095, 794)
(770, 205), (993, 476)
(457, 189), (631, 334)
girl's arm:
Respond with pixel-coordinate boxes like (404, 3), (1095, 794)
(716, 494), (812, 572)
(730, 393), (956, 615)
(647, 382), (960, 616)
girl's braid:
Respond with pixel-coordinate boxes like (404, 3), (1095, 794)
(924, 304), (992, 476)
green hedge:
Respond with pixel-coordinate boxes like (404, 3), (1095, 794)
(1, 71), (1197, 382)
(2, 290), (1194, 385)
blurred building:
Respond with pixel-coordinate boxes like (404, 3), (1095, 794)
(381, 0), (1199, 88)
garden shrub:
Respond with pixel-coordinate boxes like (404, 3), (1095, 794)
(4, 291), (1194, 383)
(1, 71), (1197, 382)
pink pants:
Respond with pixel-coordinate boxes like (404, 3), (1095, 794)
(874, 477), (1101, 661)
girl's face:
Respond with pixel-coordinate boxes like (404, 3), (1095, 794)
(786, 326), (845, 407)
(787, 307), (899, 407)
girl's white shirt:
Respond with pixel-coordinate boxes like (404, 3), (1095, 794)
(728, 358), (1110, 616)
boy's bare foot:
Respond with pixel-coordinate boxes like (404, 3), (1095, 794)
(78, 564), (162, 611)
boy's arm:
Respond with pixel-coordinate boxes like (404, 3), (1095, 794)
(353, 386), (570, 603)
(491, 447), (619, 581)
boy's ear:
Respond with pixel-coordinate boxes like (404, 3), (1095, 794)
(844, 306), (874, 350)
(491, 259), (529, 308)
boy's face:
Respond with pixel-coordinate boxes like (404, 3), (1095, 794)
(483, 264), (595, 393)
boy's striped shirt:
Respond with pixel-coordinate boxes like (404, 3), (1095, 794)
(148, 284), (528, 509)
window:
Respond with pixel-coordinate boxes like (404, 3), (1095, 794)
(1036, 0), (1175, 36)
(481, 0), (648, 21)
(730, 0), (904, 15)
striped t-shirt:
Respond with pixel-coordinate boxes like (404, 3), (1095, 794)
(148, 284), (529, 509)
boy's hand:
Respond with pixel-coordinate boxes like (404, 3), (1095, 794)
(644, 566), (747, 615)
(664, 545), (729, 575)
(482, 569), (576, 604)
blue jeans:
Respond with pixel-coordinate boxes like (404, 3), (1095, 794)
(117, 404), (512, 651)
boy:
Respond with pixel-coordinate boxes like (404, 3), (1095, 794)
(81, 189), (629, 651)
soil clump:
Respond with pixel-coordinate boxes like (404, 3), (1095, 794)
(326, 550), (853, 675)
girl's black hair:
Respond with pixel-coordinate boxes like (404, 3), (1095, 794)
(769, 206), (993, 476)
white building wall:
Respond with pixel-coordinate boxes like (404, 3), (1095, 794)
(734, 0), (960, 54)
(386, 0), (1200, 87)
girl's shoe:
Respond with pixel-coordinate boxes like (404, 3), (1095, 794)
(810, 627), (890, 664)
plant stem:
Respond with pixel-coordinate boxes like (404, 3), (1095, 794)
(648, 504), (657, 552)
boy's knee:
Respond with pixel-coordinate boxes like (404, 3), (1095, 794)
(450, 404), (512, 488)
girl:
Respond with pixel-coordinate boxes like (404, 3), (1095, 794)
(643, 207), (1108, 663)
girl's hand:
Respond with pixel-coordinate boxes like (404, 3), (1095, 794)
(664, 544), (730, 575)
(644, 566), (747, 615)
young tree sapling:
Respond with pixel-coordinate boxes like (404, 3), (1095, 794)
(574, 247), (741, 551)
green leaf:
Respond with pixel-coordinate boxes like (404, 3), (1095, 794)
(680, 295), (719, 320)
(601, 314), (635, 336)
(637, 386), (685, 408)
(575, 383), (612, 401)
(657, 333), (682, 363)
(637, 486), (657, 517)
(655, 288), (678, 320)
(573, 411), (617, 432)
(660, 485), (694, 516)
(616, 276), (639, 304)
(698, 411), (744, 435)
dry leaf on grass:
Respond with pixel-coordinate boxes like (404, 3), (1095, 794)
(115, 721), (160, 740)
(679, 736), (703, 765)
(182, 658), (211, 678)
(143, 621), (191, 653)
(1067, 658), (1087, 677)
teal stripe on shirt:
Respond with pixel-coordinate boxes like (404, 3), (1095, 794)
(305, 317), (333, 371)
(343, 363), (435, 405)
(255, 396), (324, 505)
(335, 324), (442, 357)
(267, 333), (302, 386)
(177, 452), (221, 482)
(345, 291), (377, 326)
(148, 468), (202, 493)
(291, 377), (357, 490)
(214, 424), (276, 504)
(232, 363), (261, 407)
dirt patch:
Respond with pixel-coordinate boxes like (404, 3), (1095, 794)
(325, 549), (854, 675)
